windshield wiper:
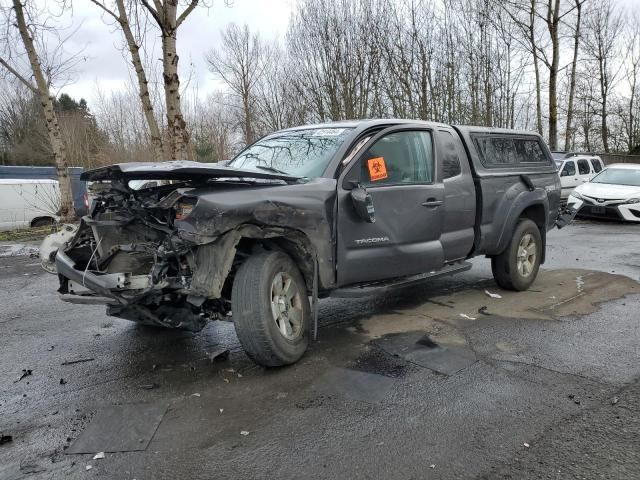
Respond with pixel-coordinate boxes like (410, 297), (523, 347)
(255, 165), (290, 176)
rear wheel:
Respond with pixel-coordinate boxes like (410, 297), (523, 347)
(232, 251), (310, 367)
(491, 219), (542, 291)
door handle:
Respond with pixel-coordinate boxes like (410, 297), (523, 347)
(422, 199), (443, 207)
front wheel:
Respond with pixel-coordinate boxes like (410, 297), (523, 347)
(232, 251), (310, 367)
(491, 219), (542, 291)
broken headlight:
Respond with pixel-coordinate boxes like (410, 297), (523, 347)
(174, 199), (196, 220)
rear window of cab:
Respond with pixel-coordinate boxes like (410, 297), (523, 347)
(472, 135), (551, 168)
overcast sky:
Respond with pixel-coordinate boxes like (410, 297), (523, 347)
(56, 0), (637, 107)
(59, 0), (296, 104)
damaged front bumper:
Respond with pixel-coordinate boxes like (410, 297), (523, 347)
(55, 248), (209, 331)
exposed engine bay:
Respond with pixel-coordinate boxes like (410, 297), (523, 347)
(55, 180), (228, 331)
(44, 162), (335, 332)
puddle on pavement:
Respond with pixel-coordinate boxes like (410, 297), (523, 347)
(374, 332), (477, 376)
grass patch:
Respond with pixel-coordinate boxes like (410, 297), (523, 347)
(0, 225), (58, 242)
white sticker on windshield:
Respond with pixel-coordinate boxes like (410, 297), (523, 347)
(309, 128), (346, 136)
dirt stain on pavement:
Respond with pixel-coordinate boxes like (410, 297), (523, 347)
(354, 269), (640, 348)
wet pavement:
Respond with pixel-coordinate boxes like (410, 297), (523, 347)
(0, 220), (639, 479)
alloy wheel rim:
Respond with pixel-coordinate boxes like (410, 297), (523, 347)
(270, 272), (303, 341)
(516, 233), (537, 277)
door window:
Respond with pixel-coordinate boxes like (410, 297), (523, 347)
(439, 130), (462, 179)
(577, 159), (590, 175)
(360, 131), (434, 186)
(590, 159), (603, 173)
(562, 161), (576, 176)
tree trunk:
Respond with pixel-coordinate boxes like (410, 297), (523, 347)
(529, 0), (543, 135)
(13, 0), (74, 220)
(115, 0), (164, 160)
(547, 0), (561, 150)
(564, 0), (582, 152)
(161, 3), (191, 160)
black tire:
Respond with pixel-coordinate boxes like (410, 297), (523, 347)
(491, 219), (542, 291)
(232, 251), (310, 367)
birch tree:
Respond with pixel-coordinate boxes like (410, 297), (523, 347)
(89, 0), (164, 160)
(0, 0), (74, 219)
(141, 0), (199, 160)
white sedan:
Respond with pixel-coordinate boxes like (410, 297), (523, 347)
(567, 163), (640, 222)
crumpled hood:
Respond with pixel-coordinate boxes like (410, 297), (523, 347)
(81, 161), (300, 182)
(575, 182), (640, 200)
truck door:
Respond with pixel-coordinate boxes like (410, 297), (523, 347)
(436, 129), (476, 262)
(336, 126), (445, 286)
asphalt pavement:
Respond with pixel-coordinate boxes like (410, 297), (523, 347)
(0, 220), (639, 480)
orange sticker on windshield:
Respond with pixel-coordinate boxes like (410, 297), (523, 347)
(367, 157), (388, 181)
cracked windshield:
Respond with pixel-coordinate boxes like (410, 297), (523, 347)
(228, 128), (353, 177)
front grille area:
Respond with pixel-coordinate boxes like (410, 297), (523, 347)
(578, 205), (622, 220)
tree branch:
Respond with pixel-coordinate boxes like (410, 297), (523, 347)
(0, 57), (39, 94)
(176, 0), (199, 28)
(88, 0), (120, 23)
(140, 0), (163, 30)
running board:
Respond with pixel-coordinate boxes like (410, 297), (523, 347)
(331, 261), (472, 298)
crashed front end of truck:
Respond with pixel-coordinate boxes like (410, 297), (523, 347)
(44, 162), (327, 332)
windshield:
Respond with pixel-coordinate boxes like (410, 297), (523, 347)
(591, 167), (640, 187)
(229, 128), (353, 178)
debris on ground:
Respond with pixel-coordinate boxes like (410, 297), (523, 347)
(47, 346), (55, 351)
(86, 465), (93, 471)
(92, 452), (105, 460)
(523, 443), (530, 448)
(207, 347), (230, 363)
(190, 393), (201, 397)
(61, 358), (95, 366)
(0, 434), (13, 445)
(611, 396), (619, 405)
(223, 378), (230, 383)
(138, 383), (159, 390)
(240, 431), (250, 436)
(485, 290), (502, 299)
(15, 369), (33, 382)
(478, 306), (490, 315)
(60, 378), (67, 385)
(219, 409), (224, 413)
(430, 464), (436, 469)
(460, 313), (477, 320)
(416, 335), (438, 348)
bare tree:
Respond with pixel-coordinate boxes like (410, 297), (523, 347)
(140, 0), (200, 160)
(583, 0), (624, 153)
(0, 0), (75, 219)
(621, 9), (640, 152)
(89, 0), (164, 160)
(206, 23), (267, 146)
(564, 0), (585, 151)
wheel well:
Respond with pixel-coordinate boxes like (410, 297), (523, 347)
(221, 231), (316, 300)
(519, 204), (546, 263)
(30, 216), (56, 228)
(519, 204), (546, 232)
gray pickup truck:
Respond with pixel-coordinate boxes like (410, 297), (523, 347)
(43, 120), (563, 367)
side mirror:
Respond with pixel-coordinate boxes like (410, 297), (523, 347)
(560, 170), (568, 177)
(350, 185), (375, 223)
